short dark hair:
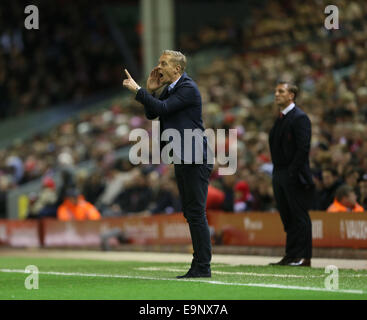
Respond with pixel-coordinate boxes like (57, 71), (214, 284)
(277, 81), (298, 101)
(65, 188), (80, 198)
(335, 184), (354, 201)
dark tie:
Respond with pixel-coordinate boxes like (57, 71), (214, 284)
(160, 86), (170, 99)
(279, 112), (284, 119)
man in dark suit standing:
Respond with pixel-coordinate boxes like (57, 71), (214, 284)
(123, 50), (212, 278)
(268, 81), (314, 267)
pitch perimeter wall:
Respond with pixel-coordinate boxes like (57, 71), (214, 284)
(0, 211), (366, 249)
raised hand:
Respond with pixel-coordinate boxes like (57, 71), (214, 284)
(122, 69), (140, 93)
(147, 67), (163, 93)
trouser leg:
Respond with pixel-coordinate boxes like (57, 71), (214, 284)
(174, 164), (212, 271)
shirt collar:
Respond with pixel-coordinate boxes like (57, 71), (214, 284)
(168, 75), (182, 91)
(281, 102), (295, 116)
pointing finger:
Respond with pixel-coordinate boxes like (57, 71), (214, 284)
(124, 69), (132, 79)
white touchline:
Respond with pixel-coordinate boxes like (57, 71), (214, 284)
(135, 267), (367, 278)
(136, 267), (323, 278)
(0, 268), (365, 295)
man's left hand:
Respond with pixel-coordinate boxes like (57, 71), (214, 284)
(122, 69), (140, 94)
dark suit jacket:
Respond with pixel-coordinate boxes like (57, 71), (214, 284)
(135, 72), (210, 164)
(269, 106), (314, 187)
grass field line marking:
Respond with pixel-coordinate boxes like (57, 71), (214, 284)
(136, 267), (367, 278)
(0, 268), (365, 295)
(136, 267), (324, 278)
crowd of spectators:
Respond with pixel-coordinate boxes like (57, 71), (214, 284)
(0, 0), (122, 119)
(178, 18), (244, 54)
(1, 0), (367, 219)
(193, 0), (367, 213)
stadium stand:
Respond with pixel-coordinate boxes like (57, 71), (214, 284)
(0, 0), (123, 119)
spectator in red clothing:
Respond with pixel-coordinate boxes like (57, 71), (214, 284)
(234, 181), (250, 212)
(28, 176), (58, 219)
(206, 185), (225, 210)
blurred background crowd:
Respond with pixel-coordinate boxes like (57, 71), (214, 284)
(1, 0), (367, 219)
(0, 0), (123, 119)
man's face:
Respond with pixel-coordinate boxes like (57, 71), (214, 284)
(157, 54), (180, 84)
(346, 172), (359, 187)
(341, 191), (357, 208)
(275, 84), (294, 108)
(68, 196), (78, 205)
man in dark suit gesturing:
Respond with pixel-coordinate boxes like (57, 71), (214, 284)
(123, 50), (212, 278)
(268, 82), (314, 267)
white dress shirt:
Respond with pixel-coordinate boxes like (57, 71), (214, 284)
(168, 75), (182, 92)
(281, 102), (295, 116)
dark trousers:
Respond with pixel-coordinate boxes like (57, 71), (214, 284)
(174, 163), (212, 272)
(272, 168), (313, 259)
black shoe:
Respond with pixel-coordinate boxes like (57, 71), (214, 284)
(269, 256), (292, 266)
(176, 269), (211, 279)
(287, 258), (311, 267)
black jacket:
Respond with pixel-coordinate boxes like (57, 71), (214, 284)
(269, 106), (314, 187)
(136, 72), (211, 164)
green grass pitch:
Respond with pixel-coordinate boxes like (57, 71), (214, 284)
(0, 256), (366, 300)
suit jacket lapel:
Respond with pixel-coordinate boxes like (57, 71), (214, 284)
(270, 107), (296, 145)
(169, 72), (187, 95)
(160, 72), (188, 98)
(159, 85), (170, 100)
(278, 107), (297, 139)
